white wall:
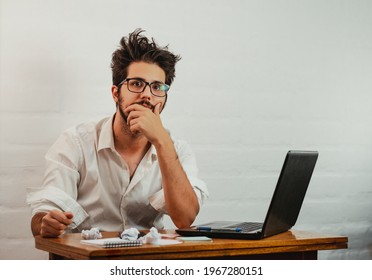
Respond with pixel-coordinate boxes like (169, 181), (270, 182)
(1, 0), (371, 260)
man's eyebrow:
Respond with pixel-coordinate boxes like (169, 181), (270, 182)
(129, 77), (164, 83)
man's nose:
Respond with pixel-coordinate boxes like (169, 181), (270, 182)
(140, 84), (152, 99)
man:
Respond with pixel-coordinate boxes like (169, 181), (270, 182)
(27, 29), (208, 237)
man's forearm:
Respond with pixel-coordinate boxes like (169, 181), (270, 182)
(154, 137), (199, 228)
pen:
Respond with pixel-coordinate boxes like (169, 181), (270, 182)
(197, 226), (242, 232)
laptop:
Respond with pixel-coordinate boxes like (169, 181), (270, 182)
(176, 150), (318, 240)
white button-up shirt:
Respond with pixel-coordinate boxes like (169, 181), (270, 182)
(27, 116), (208, 232)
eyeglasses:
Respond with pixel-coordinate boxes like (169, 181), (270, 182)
(118, 78), (169, 97)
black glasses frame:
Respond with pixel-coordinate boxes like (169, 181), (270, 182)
(118, 78), (169, 97)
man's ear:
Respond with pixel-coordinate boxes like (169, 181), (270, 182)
(111, 85), (119, 103)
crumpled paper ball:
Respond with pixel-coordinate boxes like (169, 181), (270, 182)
(120, 227), (140, 241)
(81, 227), (102, 240)
(141, 227), (161, 245)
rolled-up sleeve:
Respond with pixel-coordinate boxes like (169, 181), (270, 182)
(26, 186), (89, 229)
(175, 140), (209, 205)
(26, 130), (89, 229)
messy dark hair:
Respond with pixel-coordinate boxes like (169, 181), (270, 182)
(111, 28), (181, 87)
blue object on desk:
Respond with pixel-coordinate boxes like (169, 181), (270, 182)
(197, 226), (242, 232)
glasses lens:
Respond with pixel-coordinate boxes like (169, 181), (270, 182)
(127, 79), (145, 93)
(150, 82), (169, 97)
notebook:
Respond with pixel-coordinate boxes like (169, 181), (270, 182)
(176, 150), (318, 240)
(80, 238), (142, 248)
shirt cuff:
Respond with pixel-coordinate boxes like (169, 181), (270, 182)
(188, 176), (209, 207)
(148, 190), (167, 214)
(27, 186), (89, 229)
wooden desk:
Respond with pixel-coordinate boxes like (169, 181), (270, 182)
(35, 230), (347, 260)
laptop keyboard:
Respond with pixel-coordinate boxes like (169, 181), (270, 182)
(232, 222), (263, 233)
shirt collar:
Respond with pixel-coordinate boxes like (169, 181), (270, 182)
(97, 115), (116, 152)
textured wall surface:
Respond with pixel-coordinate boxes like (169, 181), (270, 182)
(1, 0), (371, 259)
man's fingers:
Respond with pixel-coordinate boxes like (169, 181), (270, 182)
(49, 210), (73, 225)
(64, 211), (74, 220)
(124, 103), (150, 114)
(126, 110), (141, 125)
(40, 225), (64, 238)
(39, 210), (74, 237)
(41, 217), (66, 237)
(154, 103), (161, 116)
